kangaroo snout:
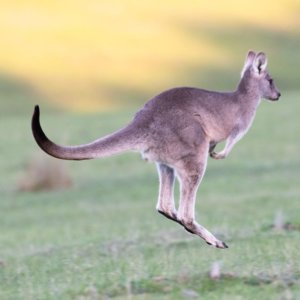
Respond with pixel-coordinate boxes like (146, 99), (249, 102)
(276, 92), (281, 99)
(268, 90), (281, 101)
(273, 91), (281, 101)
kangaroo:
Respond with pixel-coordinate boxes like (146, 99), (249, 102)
(32, 51), (281, 249)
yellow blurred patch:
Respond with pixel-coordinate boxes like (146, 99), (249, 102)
(0, 0), (299, 111)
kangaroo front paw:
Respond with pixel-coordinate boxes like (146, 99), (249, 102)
(210, 151), (226, 160)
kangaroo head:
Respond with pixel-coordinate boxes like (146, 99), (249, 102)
(241, 51), (281, 101)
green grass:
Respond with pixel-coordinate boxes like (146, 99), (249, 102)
(1, 92), (300, 299)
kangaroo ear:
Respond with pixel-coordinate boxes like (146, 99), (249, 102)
(241, 50), (256, 78)
(253, 52), (268, 74)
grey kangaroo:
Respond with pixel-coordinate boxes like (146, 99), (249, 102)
(32, 51), (281, 249)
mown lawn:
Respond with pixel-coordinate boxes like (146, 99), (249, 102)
(0, 91), (299, 299)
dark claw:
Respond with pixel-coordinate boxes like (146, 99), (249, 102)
(206, 241), (229, 249)
(223, 242), (229, 248)
(216, 241), (229, 249)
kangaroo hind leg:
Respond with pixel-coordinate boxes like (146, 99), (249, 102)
(156, 163), (179, 224)
(176, 153), (228, 249)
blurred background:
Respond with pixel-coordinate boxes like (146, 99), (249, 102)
(1, 1), (300, 299)
(1, 0), (299, 113)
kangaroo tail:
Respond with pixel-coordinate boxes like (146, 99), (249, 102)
(31, 105), (139, 160)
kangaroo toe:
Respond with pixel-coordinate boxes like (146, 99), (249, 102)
(206, 239), (228, 249)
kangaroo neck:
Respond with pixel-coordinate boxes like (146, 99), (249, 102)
(236, 77), (262, 113)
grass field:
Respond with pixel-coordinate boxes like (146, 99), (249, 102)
(0, 91), (300, 299)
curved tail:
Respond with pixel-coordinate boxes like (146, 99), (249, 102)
(31, 105), (139, 160)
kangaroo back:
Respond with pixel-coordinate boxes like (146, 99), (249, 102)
(32, 106), (140, 160)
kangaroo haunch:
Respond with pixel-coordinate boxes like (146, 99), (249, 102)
(32, 51), (281, 249)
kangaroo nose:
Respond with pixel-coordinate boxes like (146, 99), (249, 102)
(278, 92), (281, 98)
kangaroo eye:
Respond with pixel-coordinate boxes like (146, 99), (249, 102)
(268, 78), (273, 85)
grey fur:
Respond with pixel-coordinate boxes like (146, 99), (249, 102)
(32, 51), (280, 248)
